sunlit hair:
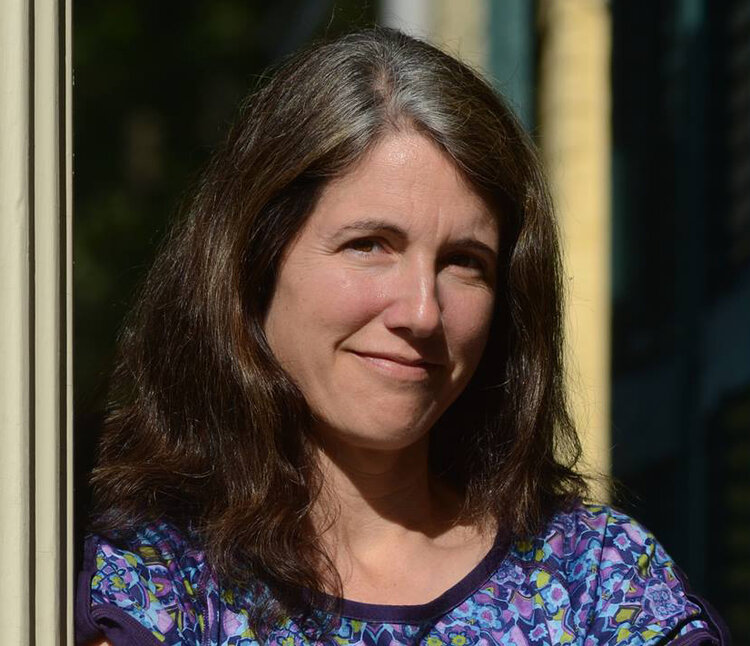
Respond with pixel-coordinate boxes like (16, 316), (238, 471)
(91, 27), (587, 634)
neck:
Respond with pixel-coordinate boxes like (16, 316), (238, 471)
(311, 434), (463, 554)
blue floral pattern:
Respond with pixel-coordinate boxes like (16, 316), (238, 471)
(76, 504), (724, 645)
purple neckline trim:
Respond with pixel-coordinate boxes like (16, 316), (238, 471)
(311, 528), (510, 623)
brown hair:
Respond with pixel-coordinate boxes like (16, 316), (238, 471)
(91, 26), (586, 631)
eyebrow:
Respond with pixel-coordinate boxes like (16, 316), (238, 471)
(335, 218), (498, 258)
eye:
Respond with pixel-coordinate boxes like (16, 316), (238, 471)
(444, 253), (486, 273)
(344, 238), (385, 255)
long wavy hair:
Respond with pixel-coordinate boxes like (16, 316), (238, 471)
(91, 27), (587, 632)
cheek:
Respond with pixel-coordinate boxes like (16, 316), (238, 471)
(303, 269), (385, 330)
(444, 292), (495, 362)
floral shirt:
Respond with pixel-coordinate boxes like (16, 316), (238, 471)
(75, 503), (728, 645)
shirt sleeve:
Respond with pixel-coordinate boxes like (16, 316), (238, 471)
(74, 527), (207, 646)
(584, 507), (730, 645)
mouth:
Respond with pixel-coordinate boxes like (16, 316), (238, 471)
(350, 351), (438, 380)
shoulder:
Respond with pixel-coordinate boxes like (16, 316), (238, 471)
(500, 502), (728, 644)
(75, 521), (209, 646)
(527, 502), (664, 564)
(509, 503), (683, 575)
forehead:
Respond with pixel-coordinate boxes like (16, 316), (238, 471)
(309, 132), (499, 240)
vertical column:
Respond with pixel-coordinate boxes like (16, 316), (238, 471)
(0, 0), (72, 643)
(488, 0), (534, 129)
(537, 0), (612, 498)
(63, 0), (74, 638)
(0, 0), (32, 640)
(34, 0), (70, 643)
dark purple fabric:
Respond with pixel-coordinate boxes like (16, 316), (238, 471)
(684, 594), (733, 645)
(672, 564), (733, 645)
(670, 629), (724, 645)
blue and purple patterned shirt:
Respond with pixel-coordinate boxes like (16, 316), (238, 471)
(75, 503), (728, 645)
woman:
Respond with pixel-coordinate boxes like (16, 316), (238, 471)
(76, 28), (727, 645)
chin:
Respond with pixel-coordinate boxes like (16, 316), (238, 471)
(319, 418), (433, 453)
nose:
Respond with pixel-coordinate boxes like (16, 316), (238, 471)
(382, 257), (442, 338)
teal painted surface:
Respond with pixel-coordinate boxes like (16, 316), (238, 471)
(488, 0), (534, 130)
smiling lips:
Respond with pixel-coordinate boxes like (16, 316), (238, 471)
(351, 351), (441, 380)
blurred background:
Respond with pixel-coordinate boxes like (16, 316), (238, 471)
(74, 0), (750, 639)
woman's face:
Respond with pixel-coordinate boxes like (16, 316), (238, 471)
(263, 132), (499, 451)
